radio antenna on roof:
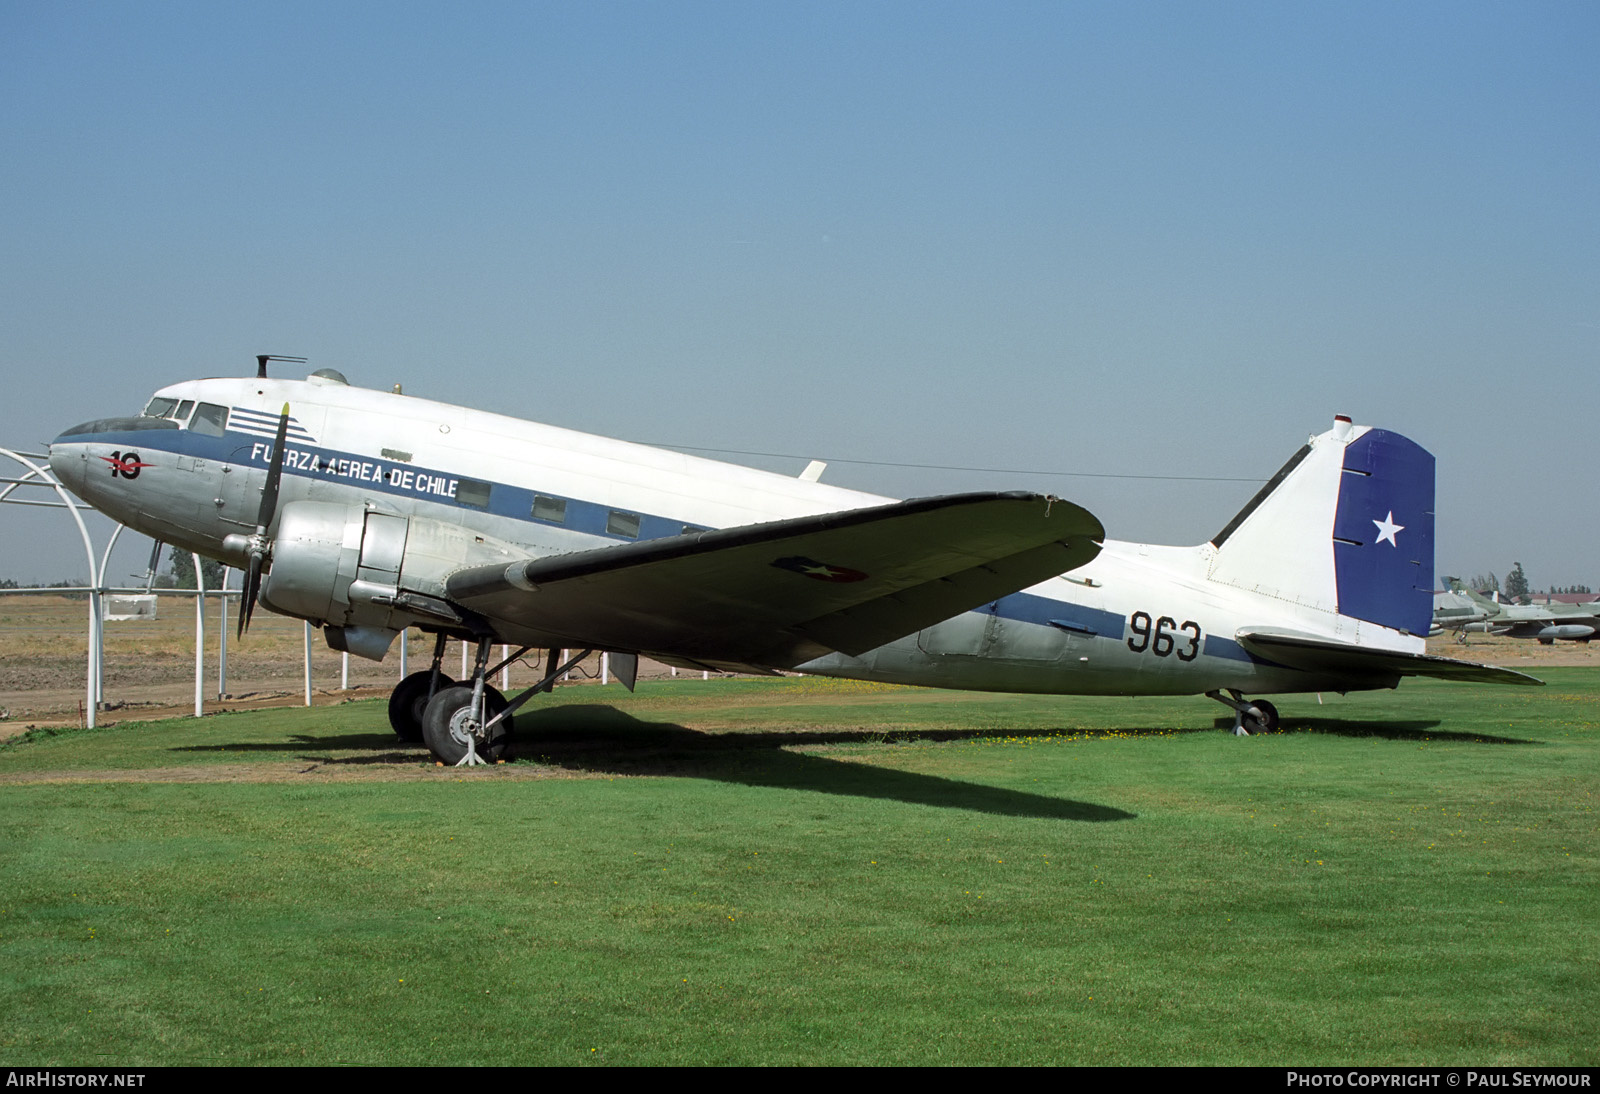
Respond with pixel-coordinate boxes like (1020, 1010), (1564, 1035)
(255, 354), (308, 378)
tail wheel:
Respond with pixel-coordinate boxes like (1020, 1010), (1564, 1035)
(1243, 699), (1280, 734)
(421, 685), (511, 765)
(388, 671), (456, 742)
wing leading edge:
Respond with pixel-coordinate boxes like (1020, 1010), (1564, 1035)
(1237, 629), (1543, 686)
(447, 492), (1103, 669)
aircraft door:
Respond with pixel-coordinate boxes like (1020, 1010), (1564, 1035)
(913, 600), (1084, 690)
(917, 603), (1003, 659)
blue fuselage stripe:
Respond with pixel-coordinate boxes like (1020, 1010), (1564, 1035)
(62, 425), (693, 543)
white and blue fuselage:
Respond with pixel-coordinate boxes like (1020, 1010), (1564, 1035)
(50, 369), (1444, 702)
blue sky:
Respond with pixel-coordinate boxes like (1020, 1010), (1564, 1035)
(2, 1), (1596, 589)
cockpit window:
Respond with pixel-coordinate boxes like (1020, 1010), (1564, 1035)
(191, 403), (229, 437)
(175, 399), (195, 422)
(143, 397), (178, 418)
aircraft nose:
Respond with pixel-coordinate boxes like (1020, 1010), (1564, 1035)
(48, 416), (176, 495)
(48, 425), (97, 495)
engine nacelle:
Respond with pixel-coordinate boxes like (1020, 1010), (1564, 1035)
(1535, 624), (1594, 641)
(255, 501), (527, 660)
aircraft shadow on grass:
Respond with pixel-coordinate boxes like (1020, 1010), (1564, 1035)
(1211, 716), (1534, 745)
(510, 705), (1133, 820)
(171, 706), (1534, 819)
(177, 706), (1134, 821)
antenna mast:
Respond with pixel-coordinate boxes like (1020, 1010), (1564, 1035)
(255, 354), (308, 378)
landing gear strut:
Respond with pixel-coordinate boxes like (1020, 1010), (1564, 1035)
(1207, 689), (1280, 736)
(420, 636), (509, 765)
(417, 641), (594, 766)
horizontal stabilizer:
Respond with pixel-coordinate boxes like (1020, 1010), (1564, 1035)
(447, 492), (1103, 667)
(1237, 629), (1542, 686)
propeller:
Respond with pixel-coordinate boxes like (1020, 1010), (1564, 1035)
(238, 404), (291, 637)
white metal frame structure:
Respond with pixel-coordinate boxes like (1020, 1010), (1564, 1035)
(1, 447), (104, 725)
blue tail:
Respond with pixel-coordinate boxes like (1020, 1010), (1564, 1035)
(1332, 429), (1435, 635)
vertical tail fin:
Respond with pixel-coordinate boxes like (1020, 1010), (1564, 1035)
(1207, 418), (1435, 637)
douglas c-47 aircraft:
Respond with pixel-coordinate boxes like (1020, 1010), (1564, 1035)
(49, 361), (1537, 764)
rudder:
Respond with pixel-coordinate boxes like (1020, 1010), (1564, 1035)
(1331, 428), (1434, 635)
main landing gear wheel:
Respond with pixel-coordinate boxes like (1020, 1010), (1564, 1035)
(421, 684), (510, 765)
(388, 671), (456, 742)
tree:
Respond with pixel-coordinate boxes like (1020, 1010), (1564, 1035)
(1504, 562), (1530, 604)
(1467, 572), (1499, 595)
(166, 550), (227, 591)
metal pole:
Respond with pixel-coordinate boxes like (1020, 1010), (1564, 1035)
(399, 627), (408, 678)
(601, 651), (610, 685)
(191, 552), (205, 718)
(217, 567), (228, 698)
(500, 644), (510, 690)
(303, 621), (313, 706)
(341, 650), (349, 690)
(461, 640), (469, 679)
(93, 524), (124, 707)
(90, 574), (102, 711)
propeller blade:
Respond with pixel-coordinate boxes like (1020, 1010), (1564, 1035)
(255, 403), (292, 533)
(239, 403), (290, 638)
(239, 552), (261, 640)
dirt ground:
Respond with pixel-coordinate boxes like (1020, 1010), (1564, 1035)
(0, 594), (1591, 736)
(0, 594), (705, 734)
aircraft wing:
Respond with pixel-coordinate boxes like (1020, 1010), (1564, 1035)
(1237, 629), (1543, 686)
(446, 492), (1102, 669)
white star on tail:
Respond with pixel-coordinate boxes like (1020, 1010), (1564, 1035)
(1372, 511), (1404, 547)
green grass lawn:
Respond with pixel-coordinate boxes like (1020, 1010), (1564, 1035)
(0, 672), (1594, 1065)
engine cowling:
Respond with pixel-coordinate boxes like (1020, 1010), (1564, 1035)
(253, 500), (526, 660)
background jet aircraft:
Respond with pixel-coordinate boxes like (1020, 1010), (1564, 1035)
(1432, 585), (1493, 639)
(48, 362), (1536, 765)
(1438, 578), (1597, 643)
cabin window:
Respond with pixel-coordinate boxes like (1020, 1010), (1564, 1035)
(144, 397), (178, 419)
(607, 510), (641, 539)
(531, 495), (567, 524)
(456, 478), (492, 509)
(190, 403), (229, 437)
